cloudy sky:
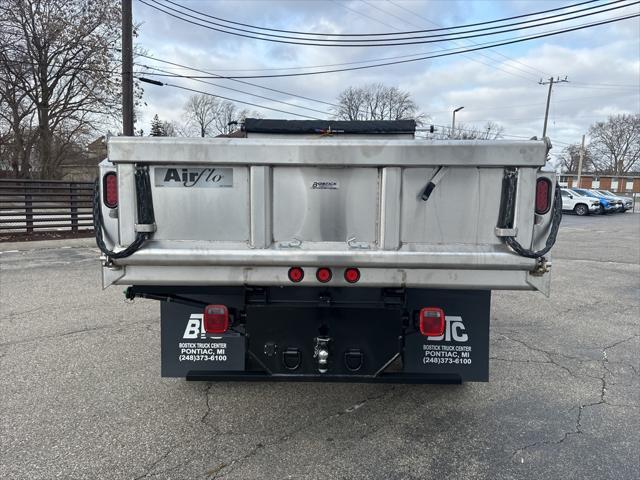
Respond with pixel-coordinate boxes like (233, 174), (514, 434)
(132, 0), (639, 153)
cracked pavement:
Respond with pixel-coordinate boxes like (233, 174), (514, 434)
(1, 213), (638, 479)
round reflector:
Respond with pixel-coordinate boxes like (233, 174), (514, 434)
(288, 266), (304, 283)
(344, 267), (360, 283)
(316, 267), (332, 283)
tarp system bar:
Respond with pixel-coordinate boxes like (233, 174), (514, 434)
(108, 137), (549, 167)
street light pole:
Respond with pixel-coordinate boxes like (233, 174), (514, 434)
(451, 106), (464, 137)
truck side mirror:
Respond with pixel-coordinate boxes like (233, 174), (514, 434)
(569, 194), (573, 199)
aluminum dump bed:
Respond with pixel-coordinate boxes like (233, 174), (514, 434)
(98, 137), (557, 293)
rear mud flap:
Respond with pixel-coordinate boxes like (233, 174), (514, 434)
(403, 290), (490, 382)
(161, 302), (245, 377)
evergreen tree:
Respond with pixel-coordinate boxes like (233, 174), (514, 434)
(150, 114), (166, 136)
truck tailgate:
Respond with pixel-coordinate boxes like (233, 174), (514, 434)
(99, 138), (556, 293)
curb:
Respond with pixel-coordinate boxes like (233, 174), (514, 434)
(0, 237), (96, 252)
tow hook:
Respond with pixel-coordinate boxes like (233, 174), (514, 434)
(313, 336), (331, 373)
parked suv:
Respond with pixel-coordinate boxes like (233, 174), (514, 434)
(588, 190), (624, 212)
(596, 190), (633, 212)
(561, 188), (601, 216)
(571, 188), (615, 214)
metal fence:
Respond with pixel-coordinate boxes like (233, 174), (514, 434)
(0, 178), (94, 234)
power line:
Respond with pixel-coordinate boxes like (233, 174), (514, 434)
(571, 81), (639, 87)
(140, 0), (637, 47)
(136, 53), (339, 107)
(385, 0), (550, 80)
(424, 91), (640, 115)
(155, 0), (602, 37)
(6, 46), (340, 112)
(137, 78), (325, 120)
(358, 0), (540, 83)
(141, 13), (640, 79)
(137, 57), (635, 118)
(138, 64), (332, 116)
(136, 36), (538, 74)
(345, 0), (537, 83)
(330, 0), (401, 31)
(557, 83), (639, 90)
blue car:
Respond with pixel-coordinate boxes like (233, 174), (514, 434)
(571, 188), (615, 214)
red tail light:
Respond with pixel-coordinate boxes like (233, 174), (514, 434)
(203, 305), (229, 334)
(316, 267), (332, 283)
(535, 178), (551, 215)
(288, 267), (304, 283)
(103, 172), (118, 209)
(419, 307), (445, 337)
(344, 267), (360, 283)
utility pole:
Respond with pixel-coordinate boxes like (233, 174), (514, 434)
(539, 76), (568, 138)
(577, 134), (585, 188)
(122, 0), (134, 136)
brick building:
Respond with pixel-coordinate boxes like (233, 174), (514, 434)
(558, 174), (640, 193)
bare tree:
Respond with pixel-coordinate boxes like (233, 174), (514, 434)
(0, 0), (123, 178)
(333, 83), (424, 124)
(181, 94), (262, 137)
(557, 144), (594, 173)
(424, 121), (504, 140)
(161, 120), (179, 137)
(588, 114), (640, 175)
(182, 94), (220, 137)
(0, 41), (38, 176)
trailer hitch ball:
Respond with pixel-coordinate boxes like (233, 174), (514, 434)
(314, 337), (331, 373)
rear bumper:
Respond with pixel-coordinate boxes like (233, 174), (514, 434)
(105, 264), (548, 292)
(103, 243), (549, 292)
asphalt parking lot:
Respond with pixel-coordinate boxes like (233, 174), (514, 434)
(1, 213), (638, 480)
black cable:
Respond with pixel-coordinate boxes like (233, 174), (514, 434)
(136, 54), (339, 107)
(141, 0), (636, 46)
(138, 80), (324, 120)
(157, 0), (601, 37)
(506, 187), (563, 259)
(93, 167), (155, 260)
(139, 64), (332, 116)
(498, 170), (563, 259)
(142, 13), (640, 79)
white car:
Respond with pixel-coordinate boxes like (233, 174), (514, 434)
(561, 188), (601, 216)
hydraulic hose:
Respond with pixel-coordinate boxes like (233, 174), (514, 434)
(93, 166), (155, 259)
(498, 168), (562, 259)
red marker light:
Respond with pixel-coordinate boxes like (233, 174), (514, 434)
(344, 268), (360, 283)
(103, 172), (118, 208)
(419, 307), (445, 337)
(203, 304), (229, 334)
(288, 267), (304, 283)
(316, 267), (332, 283)
(535, 178), (552, 214)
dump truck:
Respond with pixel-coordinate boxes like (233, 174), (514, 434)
(94, 119), (561, 383)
